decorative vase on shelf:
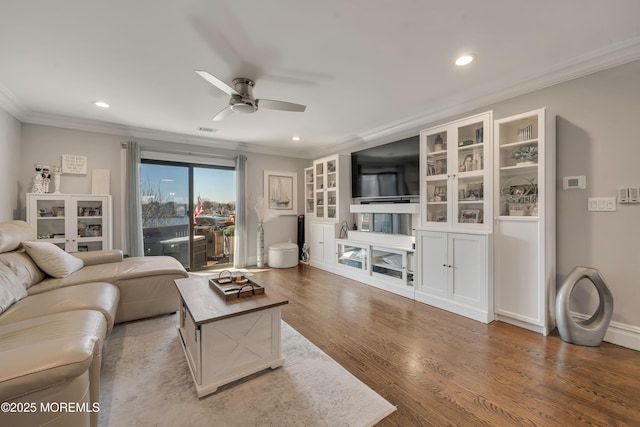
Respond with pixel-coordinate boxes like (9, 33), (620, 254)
(52, 172), (62, 194)
(256, 222), (265, 268)
(434, 134), (444, 151)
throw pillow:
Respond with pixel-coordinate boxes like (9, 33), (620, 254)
(0, 220), (36, 253)
(21, 241), (84, 278)
(0, 263), (27, 314)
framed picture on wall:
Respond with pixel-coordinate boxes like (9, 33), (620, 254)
(264, 170), (297, 216)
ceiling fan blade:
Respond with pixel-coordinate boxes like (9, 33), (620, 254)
(195, 70), (238, 96)
(212, 106), (234, 121)
(257, 99), (306, 112)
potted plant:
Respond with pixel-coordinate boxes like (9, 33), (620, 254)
(512, 144), (538, 165)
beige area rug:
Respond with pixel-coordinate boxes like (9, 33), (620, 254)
(99, 314), (396, 426)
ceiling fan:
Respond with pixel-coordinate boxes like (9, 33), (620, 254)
(195, 70), (307, 121)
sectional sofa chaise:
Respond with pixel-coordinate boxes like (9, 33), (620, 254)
(0, 220), (189, 427)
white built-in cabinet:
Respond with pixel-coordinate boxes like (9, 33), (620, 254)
(308, 154), (351, 273)
(305, 108), (555, 334)
(309, 222), (337, 271)
(335, 237), (415, 299)
(313, 154), (349, 221)
(420, 112), (492, 231)
(415, 111), (493, 323)
(26, 193), (113, 253)
(493, 108), (556, 335)
(415, 231), (493, 323)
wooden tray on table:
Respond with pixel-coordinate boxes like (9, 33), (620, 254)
(209, 270), (265, 301)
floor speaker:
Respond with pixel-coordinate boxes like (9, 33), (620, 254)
(297, 215), (305, 260)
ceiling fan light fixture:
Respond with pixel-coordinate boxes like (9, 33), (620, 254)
(230, 103), (256, 114)
(455, 54), (476, 66)
(93, 100), (110, 108)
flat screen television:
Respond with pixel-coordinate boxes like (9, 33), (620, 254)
(351, 135), (420, 199)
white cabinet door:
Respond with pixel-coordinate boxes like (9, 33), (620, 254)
(416, 230), (492, 323)
(416, 231), (448, 298)
(310, 222), (335, 270)
(494, 219), (542, 326)
(450, 233), (486, 309)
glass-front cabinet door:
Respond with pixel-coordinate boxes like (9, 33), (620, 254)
(304, 166), (314, 215)
(423, 127), (450, 224)
(336, 240), (368, 273)
(420, 112), (492, 230)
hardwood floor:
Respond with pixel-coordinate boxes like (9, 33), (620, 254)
(250, 265), (640, 426)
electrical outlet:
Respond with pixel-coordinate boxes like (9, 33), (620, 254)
(587, 197), (617, 212)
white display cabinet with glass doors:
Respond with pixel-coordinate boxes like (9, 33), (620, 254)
(420, 112), (492, 231)
(26, 193), (113, 253)
(493, 108), (556, 335)
(313, 154), (349, 222)
(304, 166), (314, 215)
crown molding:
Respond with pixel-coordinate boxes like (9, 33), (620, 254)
(0, 82), (29, 122)
(312, 36), (640, 159)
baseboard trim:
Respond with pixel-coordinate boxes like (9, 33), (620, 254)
(571, 312), (640, 351)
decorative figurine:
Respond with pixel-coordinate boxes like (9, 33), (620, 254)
(41, 165), (51, 193)
(32, 164), (45, 194)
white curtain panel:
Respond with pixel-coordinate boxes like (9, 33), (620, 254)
(234, 154), (247, 268)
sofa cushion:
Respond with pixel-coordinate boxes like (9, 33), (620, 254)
(0, 263), (27, 314)
(21, 241), (84, 278)
(28, 255), (188, 295)
(72, 249), (124, 266)
(0, 282), (120, 334)
(0, 310), (105, 402)
(0, 221), (35, 254)
(0, 251), (45, 289)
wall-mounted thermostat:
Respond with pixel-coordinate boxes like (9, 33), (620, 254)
(563, 176), (586, 190)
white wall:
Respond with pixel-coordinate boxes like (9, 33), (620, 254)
(0, 107), (22, 221)
(17, 126), (309, 262)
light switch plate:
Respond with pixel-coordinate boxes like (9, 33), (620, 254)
(588, 197), (617, 212)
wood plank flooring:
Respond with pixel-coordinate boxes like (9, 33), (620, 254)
(250, 265), (640, 426)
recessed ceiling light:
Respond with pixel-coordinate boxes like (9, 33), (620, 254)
(292, 136), (301, 141)
(455, 54), (475, 66)
(93, 100), (110, 108)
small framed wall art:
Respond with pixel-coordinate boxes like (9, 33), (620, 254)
(61, 155), (87, 175)
(264, 170), (297, 216)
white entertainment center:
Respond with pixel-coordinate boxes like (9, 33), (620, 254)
(306, 108), (555, 335)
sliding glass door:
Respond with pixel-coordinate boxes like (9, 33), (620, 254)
(140, 160), (235, 271)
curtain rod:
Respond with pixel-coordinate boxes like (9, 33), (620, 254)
(122, 141), (237, 161)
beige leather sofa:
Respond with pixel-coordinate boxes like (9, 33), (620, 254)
(0, 220), (189, 427)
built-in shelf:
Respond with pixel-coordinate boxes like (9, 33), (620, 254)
(347, 231), (414, 250)
(350, 203), (420, 214)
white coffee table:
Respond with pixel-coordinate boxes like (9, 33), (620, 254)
(175, 275), (288, 397)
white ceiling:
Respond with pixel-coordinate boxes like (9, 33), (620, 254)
(1, 0), (640, 158)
